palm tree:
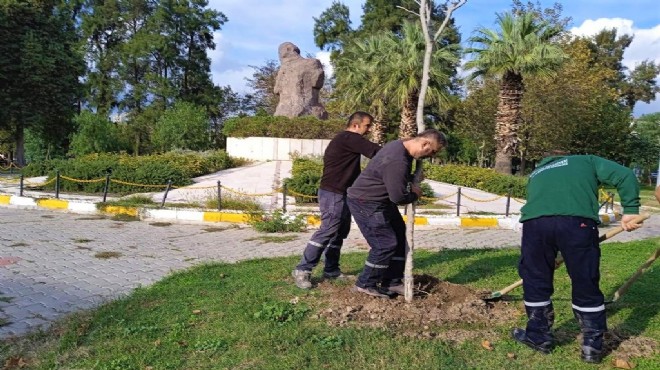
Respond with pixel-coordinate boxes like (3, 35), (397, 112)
(465, 12), (565, 174)
(334, 21), (458, 139)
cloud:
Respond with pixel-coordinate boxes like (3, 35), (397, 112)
(570, 18), (660, 69)
(212, 67), (253, 94)
(315, 51), (333, 79)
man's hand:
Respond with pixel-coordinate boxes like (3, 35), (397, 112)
(620, 214), (642, 231)
(411, 184), (422, 198)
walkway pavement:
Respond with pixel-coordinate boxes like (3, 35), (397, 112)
(1, 207), (658, 339)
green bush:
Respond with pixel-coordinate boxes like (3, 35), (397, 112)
(283, 157), (324, 203)
(223, 115), (344, 139)
(21, 151), (240, 195)
(424, 163), (527, 198)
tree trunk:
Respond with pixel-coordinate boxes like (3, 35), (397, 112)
(399, 91), (418, 138)
(493, 71), (524, 175)
(371, 114), (386, 145)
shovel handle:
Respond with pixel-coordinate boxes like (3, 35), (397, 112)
(492, 213), (650, 298)
(611, 247), (660, 302)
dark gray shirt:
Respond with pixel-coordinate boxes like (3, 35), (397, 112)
(347, 140), (418, 205)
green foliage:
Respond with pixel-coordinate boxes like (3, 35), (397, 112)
(152, 101), (212, 152)
(253, 301), (310, 325)
(311, 334), (345, 348)
(69, 111), (129, 156)
(21, 151), (238, 194)
(424, 163), (527, 198)
(206, 195), (263, 212)
(250, 210), (307, 233)
(416, 182), (436, 206)
(0, 0), (84, 164)
(223, 115), (344, 139)
(284, 157), (324, 203)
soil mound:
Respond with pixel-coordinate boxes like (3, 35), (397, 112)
(310, 274), (520, 339)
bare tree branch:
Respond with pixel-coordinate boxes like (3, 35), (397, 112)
(433, 0), (468, 41)
(396, 5), (420, 17)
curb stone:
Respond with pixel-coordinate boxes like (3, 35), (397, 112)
(0, 193), (621, 229)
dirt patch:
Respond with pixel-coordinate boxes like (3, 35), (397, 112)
(606, 330), (658, 360)
(309, 274), (519, 341)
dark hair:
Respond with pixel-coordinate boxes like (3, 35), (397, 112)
(417, 129), (447, 147)
(346, 111), (374, 128)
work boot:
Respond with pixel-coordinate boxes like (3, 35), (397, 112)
(574, 309), (606, 364)
(352, 285), (394, 299)
(323, 270), (351, 280)
(381, 278), (405, 295)
(512, 303), (555, 354)
(292, 269), (312, 289)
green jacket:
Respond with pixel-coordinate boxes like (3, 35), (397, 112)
(520, 155), (640, 223)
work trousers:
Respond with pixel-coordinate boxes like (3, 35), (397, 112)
(519, 216), (605, 315)
(348, 197), (406, 288)
(296, 189), (351, 273)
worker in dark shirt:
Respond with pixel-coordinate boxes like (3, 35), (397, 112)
(292, 111), (381, 289)
(347, 129), (447, 298)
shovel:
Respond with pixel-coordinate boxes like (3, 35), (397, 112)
(606, 245), (660, 304)
(482, 213), (650, 302)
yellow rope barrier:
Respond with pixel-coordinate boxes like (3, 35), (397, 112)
(221, 184), (280, 197)
(60, 175), (106, 183)
(513, 197), (527, 204)
(286, 189), (318, 199)
(420, 191), (459, 201)
(110, 179), (169, 188)
(461, 193), (504, 202)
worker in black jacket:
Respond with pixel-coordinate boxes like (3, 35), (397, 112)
(292, 111), (381, 289)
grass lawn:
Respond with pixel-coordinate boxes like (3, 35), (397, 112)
(1, 239), (659, 369)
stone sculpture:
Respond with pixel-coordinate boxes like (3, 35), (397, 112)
(274, 42), (328, 119)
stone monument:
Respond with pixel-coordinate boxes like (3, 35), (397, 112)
(274, 42), (328, 119)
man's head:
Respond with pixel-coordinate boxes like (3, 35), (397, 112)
(404, 129), (447, 159)
(345, 111), (374, 136)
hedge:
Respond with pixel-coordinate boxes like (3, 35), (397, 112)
(283, 158), (528, 203)
(424, 163), (527, 198)
(223, 115), (345, 139)
(21, 151), (240, 194)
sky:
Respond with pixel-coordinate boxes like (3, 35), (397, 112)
(211, 0), (660, 117)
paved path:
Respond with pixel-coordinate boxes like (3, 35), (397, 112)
(1, 207), (658, 339)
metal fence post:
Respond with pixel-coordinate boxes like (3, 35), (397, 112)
(456, 187), (462, 217)
(217, 180), (222, 211)
(102, 173), (111, 203)
(505, 188), (512, 217)
(160, 180), (172, 208)
(282, 183), (287, 212)
(55, 170), (60, 199)
(19, 174), (24, 197)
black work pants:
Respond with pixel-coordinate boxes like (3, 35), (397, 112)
(519, 216), (605, 313)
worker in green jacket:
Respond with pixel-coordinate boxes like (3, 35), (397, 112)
(512, 154), (641, 364)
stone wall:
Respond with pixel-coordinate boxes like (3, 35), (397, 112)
(226, 137), (331, 161)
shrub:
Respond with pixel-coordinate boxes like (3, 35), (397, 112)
(424, 163), (527, 198)
(223, 116), (344, 139)
(283, 156), (324, 203)
(21, 151), (240, 195)
(152, 102), (211, 152)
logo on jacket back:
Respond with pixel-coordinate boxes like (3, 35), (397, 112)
(529, 158), (569, 179)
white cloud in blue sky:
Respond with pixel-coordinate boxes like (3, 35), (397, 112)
(211, 0), (660, 116)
